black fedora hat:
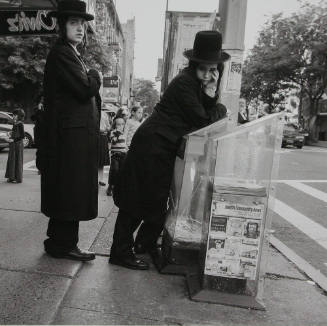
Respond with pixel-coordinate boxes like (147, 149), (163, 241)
(48, 0), (94, 21)
(183, 31), (230, 64)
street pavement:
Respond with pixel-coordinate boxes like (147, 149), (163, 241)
(0, 147), (327, 325)
(271, 146), (327, 282)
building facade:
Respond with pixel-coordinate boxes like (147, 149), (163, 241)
(92, 0), (135, 106)
(121, 18), (135, 107)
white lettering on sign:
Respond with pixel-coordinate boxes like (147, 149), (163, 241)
(7, 10), (56, 33)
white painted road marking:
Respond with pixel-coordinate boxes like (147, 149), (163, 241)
(272, 179), (327, 183)
(283, 181), (327, 204)
(272, 198), (327, 251)
(23, 160), (111, 173)
(23, 160), (37, 171)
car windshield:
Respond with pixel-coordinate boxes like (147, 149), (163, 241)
(284, 123), (298, 131)
(0, 112), (13, 124)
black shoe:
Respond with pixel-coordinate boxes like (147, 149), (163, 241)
(148, 247), (161, 259)
(109, 254), (149, 270)
(46, 247), (96, 262)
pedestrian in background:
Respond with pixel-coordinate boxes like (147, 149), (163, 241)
(124, 106), (143, 148)
(5, 109), (25, 183)
(41, 0), (101, 262)
(31, 94), (45, 174)
(238, 98), (248, 124)
(116, 107), (129, 123)
(106, 117), (127, 196)
(110, 31), (229, 270)
(98, 109), (111, 186)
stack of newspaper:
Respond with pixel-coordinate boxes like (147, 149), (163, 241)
(214, 177), (267, 197)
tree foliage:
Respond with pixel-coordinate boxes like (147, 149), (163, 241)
(133, 79), (159, 114)
(241, 1), (327, 138)
(0, 35), (56, 115)
(0, 30), (112, 119)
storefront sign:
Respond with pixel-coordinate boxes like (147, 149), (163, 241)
(103, 76), (119, 88)
(0, 9), (56, 36)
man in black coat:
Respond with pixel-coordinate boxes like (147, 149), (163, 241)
(110, 31), (229, 270)
(41, 1), (101, 261)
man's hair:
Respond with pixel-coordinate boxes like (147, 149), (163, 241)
(12, 109), (25, 121)
(188, 60), (224, 94)
(131, 106), (142, 114)
(57, 16), (88, 50)
(112, 117), (125, 129)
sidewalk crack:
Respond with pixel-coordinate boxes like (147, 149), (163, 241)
(57, 305), (167, 324)
(265, 272), (308, 281)
(0, 266), (75, 279)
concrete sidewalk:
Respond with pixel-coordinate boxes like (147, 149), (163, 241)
(53, 210), (327, 326)
(0, 170), (114, 324)
(1, 170), (327, 325)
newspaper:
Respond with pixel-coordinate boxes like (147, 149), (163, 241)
(204, 193), (265, 280)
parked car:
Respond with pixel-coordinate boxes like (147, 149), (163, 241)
(0, 111), (34, 148)
(282, 123), (306, 149)
(0, 126), (11, 152)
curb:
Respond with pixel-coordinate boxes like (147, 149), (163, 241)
(270, 235), (327, 293)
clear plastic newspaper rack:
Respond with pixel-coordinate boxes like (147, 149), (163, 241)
(159, 113), (284, 310)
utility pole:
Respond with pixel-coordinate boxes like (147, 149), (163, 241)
(218, 0), (248, 126)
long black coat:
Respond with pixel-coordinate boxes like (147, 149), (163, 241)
(114, 67), (226, 218)
(41, 39), (101, 221)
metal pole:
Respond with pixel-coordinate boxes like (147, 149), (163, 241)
(166, 0), (169, 12)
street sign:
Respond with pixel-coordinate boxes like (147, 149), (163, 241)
(0, 9), (56, 36)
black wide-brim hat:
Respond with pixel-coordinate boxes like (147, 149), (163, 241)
(48, 0), (94, 21)
(183, 30), (230, 64)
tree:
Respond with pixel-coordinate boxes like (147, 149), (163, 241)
(0, 31), (112, 121)
(82, 31), (112, 75)
(133, 79), (159, 114)
(0, 35), (56, 118)
(241, 1), (327, 140)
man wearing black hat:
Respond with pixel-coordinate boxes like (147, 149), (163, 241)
(110, 31), (230, 270)
(41, 0), (102, 261)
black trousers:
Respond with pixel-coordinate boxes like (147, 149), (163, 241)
(44, 219), (79, 254)
(111, 209), (166, 258)
(108, 152), (126, 189)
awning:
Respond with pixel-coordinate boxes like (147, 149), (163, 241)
(0, 1), (58, 9)
(0, 0), (58, 36)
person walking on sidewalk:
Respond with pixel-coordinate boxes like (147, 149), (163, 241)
(124, 106), (144, 149)
(41, 0), (102, 262)
(31, 94), (45, 174)
(5, 109), (25, 183)
(110, 31), (229, 270)
(106, 118), (127, 196)
(98, 109), (111, 186)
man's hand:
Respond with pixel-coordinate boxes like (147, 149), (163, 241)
(204, 70), (219, 98)
(88, 69), (101, 85)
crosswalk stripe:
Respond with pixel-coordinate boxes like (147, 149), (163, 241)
(272, 198), (327, 251)
(283, 181), (327, 204)
(272, 179), (327, 183)
(23, 160), (35, 170)
(22, 160), (111, 173)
